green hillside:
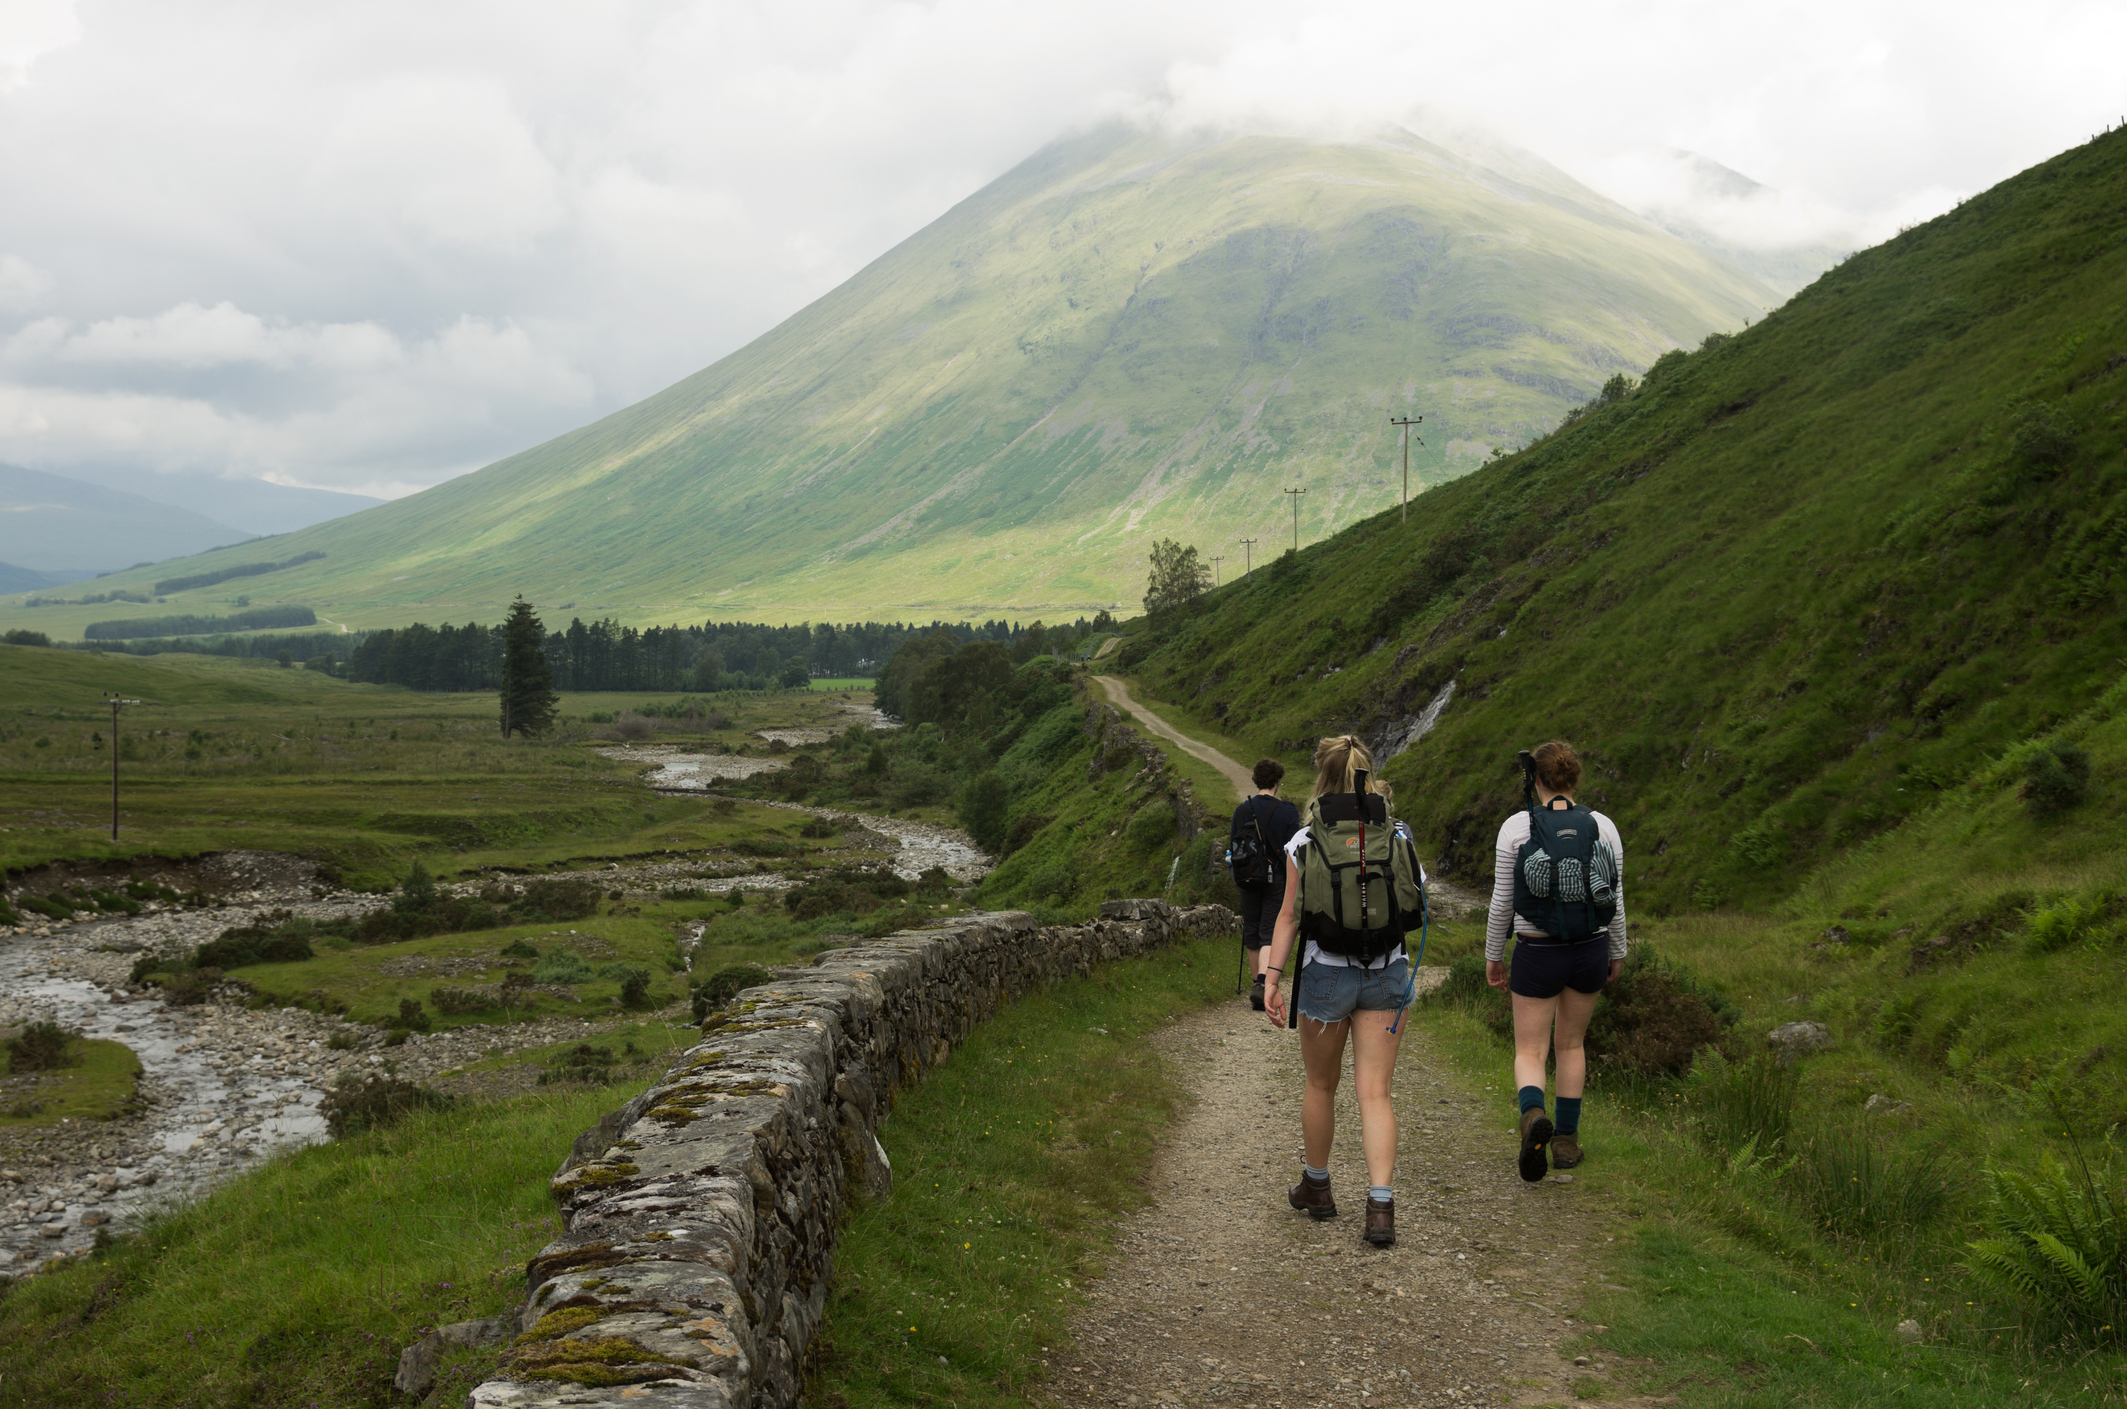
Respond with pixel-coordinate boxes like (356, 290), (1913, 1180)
(1099, 124), (2127, 918)
(21, 124), (1777, 635)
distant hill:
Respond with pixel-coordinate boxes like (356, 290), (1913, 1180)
(0, 561), (95, 593)
(0, 464), (252, 575)
(49, 467), (384, 537)
(1102, 125), (2127, 914)
(84, 123), (1777, 631)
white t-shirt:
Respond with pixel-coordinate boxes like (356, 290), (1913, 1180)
(1283, 824), (1423, 971)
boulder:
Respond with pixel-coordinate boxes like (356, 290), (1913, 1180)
(394, 1333), (441, 1398)
(1767, 1020), (1832, 1065)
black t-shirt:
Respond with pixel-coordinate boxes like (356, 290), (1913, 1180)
(1231, 795), (1301, 873)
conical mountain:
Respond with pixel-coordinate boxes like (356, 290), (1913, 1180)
(81, 124), (1779, 629)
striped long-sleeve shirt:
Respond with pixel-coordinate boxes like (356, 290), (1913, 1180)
(1484, 809), (1629, 963)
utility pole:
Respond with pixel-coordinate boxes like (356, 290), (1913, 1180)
(1210, 555), (1224, 589)
(1238, 537), (1258, 577)
(1283, 486), (1308, 554)
(102, 693), (140, 841)
(1389, 413), (1424, 523)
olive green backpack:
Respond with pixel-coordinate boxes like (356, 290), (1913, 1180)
(1293, 768), (1426, 972)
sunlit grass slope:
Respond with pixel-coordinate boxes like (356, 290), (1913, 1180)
(1111, 124), (2127, 916)
(31, 124), (1776, 632)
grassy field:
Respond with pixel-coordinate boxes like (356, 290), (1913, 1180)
(0, 1037), (141, 1126)
(0, 644), (886, 886)
(0, 1085), (617, 1408)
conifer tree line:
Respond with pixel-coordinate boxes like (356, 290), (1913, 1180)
(338, 610), (1113, 694)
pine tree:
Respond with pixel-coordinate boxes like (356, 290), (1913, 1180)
(499, 597), (558, 738)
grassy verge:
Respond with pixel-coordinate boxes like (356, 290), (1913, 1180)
(0, 1086), (635, 1408)
(1409, 997), (2127, 1406)
(0, 1038), (142, 1126)
(810, 932), (1234, 1408)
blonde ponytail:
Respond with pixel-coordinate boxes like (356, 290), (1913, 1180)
(1309, 734), (1380, 802)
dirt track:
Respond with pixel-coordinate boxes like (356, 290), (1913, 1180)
(1044, 991), (1654, 1409)
(1092, 677), (1255, 802)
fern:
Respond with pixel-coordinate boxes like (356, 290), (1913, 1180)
(1963, 1135), (2127, 1345)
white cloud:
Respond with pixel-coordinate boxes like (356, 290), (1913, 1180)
(0, 254), (53, 311)
(0, 0), (79, 93)
(0, 0), (2121, 498)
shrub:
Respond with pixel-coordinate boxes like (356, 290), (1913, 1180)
(161, 967), (223, 1006)
(1430, 953), (1495, 1010)
(598, 963), (654, 1009)
(20, 895), (74, 920)
(1585, 946), (1738, 1078)
(2022, 740), (2093, 818)
(2012, 399), (2078, 467)
(195, 912), (316, 969)
(396, 998), (431, 1033)
(888, 761), (952, 809)
(3, 629), (51, 647)
(539, 1043), (621, 1085)
(326, 1030), (359, 1051)
(1965, 1136), (2127, 1347)
(3, 1021), (75, 1072)
(500, 938), (540, 960)
(393, 860), (438, 913)
(1125, 801), (1178, 854)
(691, 962), (775, 1020)
(318, 1073), (452, 1137)
(532, 952), (594, 985)
(956, 770), (1011, 853)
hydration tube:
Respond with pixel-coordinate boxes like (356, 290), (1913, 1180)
(1387, 887), (1426, 1036)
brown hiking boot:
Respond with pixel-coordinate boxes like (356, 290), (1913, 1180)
(1550, 1133), (1583, 1170)
(1517, 1106), (1554, 1183)
(1364, 1198), (1395, 1247)
(1288, 1170), (1336, 1220)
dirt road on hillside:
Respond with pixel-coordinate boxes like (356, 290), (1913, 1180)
(1093, 677), (1255, 802)
(1045, 996), (1650, 1409)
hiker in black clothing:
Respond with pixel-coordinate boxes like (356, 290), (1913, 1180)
(1230, 758), (1301, 1011)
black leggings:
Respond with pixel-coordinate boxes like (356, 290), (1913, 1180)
(1238, 874), (1286, 950)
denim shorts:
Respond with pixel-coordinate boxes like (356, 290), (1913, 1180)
(1297, 958), (1414, 1023)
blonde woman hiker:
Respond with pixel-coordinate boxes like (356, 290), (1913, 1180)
(1484, 741), (1627, 1181)
(1260, 734), (1427, 1247)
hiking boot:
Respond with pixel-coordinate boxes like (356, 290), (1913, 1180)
(1289, 1170), (1337, 1220)
(1517, 1106), (1554, 1183)
(1364, 1198), (1395, 1247)
(1550, 1133), (1583, 1170)
(1249, 975), (1266, 1011)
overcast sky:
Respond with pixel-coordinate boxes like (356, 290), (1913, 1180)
(0, 0), (2120, 501)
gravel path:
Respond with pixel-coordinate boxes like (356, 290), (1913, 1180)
(1092, 676), (1254, 802)
(1049, 992), (1656, 1409)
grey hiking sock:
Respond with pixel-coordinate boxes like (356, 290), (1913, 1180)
(1369, 1186), (1392, 1205)
(1303, 1163), (1329, 1182)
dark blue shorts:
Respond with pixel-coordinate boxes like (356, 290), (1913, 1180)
(1509, 938), (1609, 999)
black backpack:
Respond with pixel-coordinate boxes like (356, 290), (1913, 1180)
(1511, 796), (1618, 942)
(1226, 798), (1276, 890)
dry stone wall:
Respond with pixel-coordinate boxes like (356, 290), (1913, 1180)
(467, 899), (1238, 1409)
